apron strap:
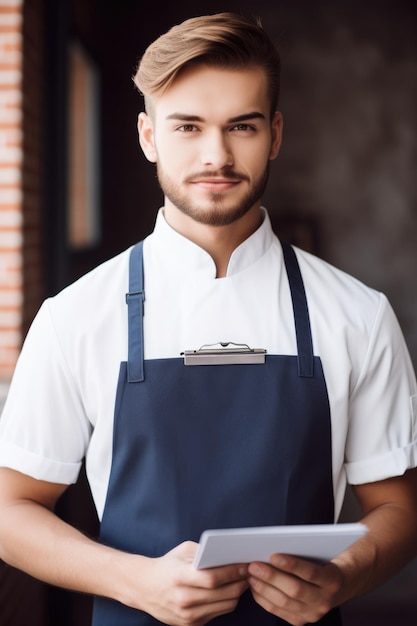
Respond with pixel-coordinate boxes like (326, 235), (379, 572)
(281, 241), (314, 377)
(126, 241), (145, 383)
(125, 239), (314, 382)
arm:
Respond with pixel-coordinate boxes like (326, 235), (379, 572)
(334, 467), (417, 597)
(247, 467), (417, 626)
(0, 468), (248, 626)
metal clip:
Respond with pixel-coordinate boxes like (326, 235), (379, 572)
(182, 342), (267, 366)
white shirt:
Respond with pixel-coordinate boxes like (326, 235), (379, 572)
(1, 209), (416, 520)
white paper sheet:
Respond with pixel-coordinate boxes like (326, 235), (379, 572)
(194, 523), (368, 569)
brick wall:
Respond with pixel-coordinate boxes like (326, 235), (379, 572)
(0, 0), (23, 382)
(0, 3), (48, 622)
(0, 0), (45, 382)
(21, 0), (45, 338)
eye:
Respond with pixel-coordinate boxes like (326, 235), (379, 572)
(177, 124), (198, 132)
(231, 123), (256, 132)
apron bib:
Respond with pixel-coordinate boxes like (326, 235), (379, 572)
(92, 241), (342, 626)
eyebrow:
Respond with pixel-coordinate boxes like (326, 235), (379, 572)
(165, 111), (266, 123)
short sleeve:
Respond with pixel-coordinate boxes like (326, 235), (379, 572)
(345, 294), (417, 484)
(0, 300), (92, 484)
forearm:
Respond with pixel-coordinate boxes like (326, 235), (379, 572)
(0, 498), (141, 607)
(333, 477), (417, 605)
(0, 497), (249, 624)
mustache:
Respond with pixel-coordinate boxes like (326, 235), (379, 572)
(185, 169), (249, 182)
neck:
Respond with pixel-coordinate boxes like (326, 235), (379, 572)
(163, 203), (263, 278)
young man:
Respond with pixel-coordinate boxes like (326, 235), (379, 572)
(0, 12), (416, 626)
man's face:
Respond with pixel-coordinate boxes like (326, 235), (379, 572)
(138, 64), (282, 227)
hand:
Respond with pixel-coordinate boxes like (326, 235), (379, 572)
(135, 541), (248, 626)
(248, 554), (343, 626)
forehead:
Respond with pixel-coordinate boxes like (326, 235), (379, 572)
(152, 64), (270, 122)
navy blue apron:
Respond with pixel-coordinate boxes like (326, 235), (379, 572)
(92, 240), (342, 625)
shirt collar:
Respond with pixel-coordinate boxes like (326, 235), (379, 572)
(149, 207), (275, 279)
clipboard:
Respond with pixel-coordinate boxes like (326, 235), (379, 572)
(193, 523), (368, 569)
(182, 342), (267, 365)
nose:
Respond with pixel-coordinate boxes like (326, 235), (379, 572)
(200, 130), (233, 169)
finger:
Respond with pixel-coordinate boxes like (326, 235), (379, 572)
(169, 579), (248, 624)
(248, 560), (320, 608)
(249, 569), (332, 626)
(171, 540), (199, 561)
(173, 542), (249, 588)
(179, 595), (243, 626)
(189, 578), (248, 602)
(248, 559), (340, 624)
(269, 554), (326, 585)
(249, 575), (313, 626)
(189, 563), (249, 590)
(248, 562), (309, 607)
(269, 554), (342, 592)
(250, 583), (304, 626)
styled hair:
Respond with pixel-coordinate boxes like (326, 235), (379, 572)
(133, 12), (281, 117)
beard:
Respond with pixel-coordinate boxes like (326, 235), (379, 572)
(156, 163), (270, 227)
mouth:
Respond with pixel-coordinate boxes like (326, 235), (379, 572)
(191, 178), (241, 192)
(188, 172), (245, 192)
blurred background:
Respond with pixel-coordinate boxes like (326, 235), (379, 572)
(0, 0), (416, 624)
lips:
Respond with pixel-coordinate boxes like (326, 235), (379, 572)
(188, 171), (245, 192)
(192, 178), (240, 190)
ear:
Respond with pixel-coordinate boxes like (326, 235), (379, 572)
(138, 112), (157, 163)
(269, 111), (283, 161)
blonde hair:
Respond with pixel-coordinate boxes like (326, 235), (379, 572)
(133, 12), (281, 118)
